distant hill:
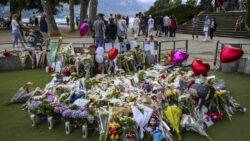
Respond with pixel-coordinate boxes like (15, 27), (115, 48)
(0, 0), (154, 18)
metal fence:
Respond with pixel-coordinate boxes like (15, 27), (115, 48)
(214, 41), (250, 66)
(158, 40), (189, 62)
(0, 39), (189, 63)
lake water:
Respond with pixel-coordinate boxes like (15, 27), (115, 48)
(22, 17), (135, 27)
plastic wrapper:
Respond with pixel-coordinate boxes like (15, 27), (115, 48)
(164, 105), (182, 140)
(181, 114), (213, 141)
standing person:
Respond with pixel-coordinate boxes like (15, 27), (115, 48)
(138, 15), (145, 36)
(76, 16), (79, 27)
(155, 16), (163, 37)
(147, 15), (154, 36)
(11, 14), (27, 50)
(34, 16), (39, 26)
(203, 16), (211, 41)
(163, 15), (170, 37)
(132, 14), (140, 39)
(170, 16), (177, 37)
(125, 16), (129, 27)
(210, 17), (217, 40)
(93, 13), (105, 47)
(215, 0), (221, 12)
(40, 13), (49, 48)
(105, 18), (117, 43)
(109, 14), (114, 22)
(66, 16), (69, 26)
(29, 16), (33, 26)
(16, 11), (26, 43)
(116, 14), (127, 42)
(192, 15), (199, 39)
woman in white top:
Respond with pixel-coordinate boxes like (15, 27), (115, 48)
(147, 15), (154, 36)
(133, 14), (140, 39)
(11, 14), (27, 50)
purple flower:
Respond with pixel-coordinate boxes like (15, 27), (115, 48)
(31, 101), (43, 108)
(62, 109), (73, 118)
(78, 111), (88, 118)
(60, 106), (69, 114)
(45, 94), (55, 102)
(71, 110), (81, 119)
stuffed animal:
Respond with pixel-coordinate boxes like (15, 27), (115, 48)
(108, 122), (120, 140)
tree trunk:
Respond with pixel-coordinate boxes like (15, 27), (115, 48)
(80, 0), (90, 25)
(41, 0), (61, 36)
(88, 0), (98, 25)
(69, 0), (75, 32)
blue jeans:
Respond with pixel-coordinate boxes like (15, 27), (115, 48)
(12, 29), (26, 49)
(95, 37), (104, 47)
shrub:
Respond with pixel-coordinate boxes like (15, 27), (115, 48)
(247, 0), (250, 28)
(146, 4), (202, 25)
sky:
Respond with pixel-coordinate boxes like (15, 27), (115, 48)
(138, 0), (188, 4)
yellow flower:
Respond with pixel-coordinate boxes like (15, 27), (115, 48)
(215, 90), (226, 96)
(166, 89), (177, 97)
(164, 105), (182, 140)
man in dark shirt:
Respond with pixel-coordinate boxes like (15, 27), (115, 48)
(155, 16), (163, 37)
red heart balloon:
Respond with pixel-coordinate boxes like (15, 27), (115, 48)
(220, 45), (244, 63)
(192, 59), (210, 75)
(108, 48), (118, 60)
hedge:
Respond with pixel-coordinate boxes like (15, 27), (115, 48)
(146, 5), (203, 25)
(247, 0), (250, 28)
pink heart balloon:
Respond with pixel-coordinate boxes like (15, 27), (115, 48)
(173, 50), (189, 65)
(80, 23), (89, 37)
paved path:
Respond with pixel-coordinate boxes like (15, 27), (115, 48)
(1, 32), (250, 68)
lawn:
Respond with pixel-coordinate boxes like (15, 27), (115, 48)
(0, 69), (249, 141)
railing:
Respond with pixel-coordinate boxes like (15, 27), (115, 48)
(158, 40), (189, 62)
(214, 41), (250, 66)
(0, 39), (189, 63)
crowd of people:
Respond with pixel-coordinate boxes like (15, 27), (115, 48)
(235, 15), (245, 31)
(92, 13), (178, 47)
(29, 12), (39, 27)
(215, 0), (247, 12)
(91, 13), (179, 48)
(0, 16), (11, 29)
(191, 15), (217, 42)
(132, 13), (177, 38)
(92, 13), (129, 47)
(10, 11), (49, 50)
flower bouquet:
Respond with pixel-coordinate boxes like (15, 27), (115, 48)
(164, 105), (182, 140)
(118, 116), (138, 141)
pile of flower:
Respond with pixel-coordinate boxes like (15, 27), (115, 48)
(24, 64), (246, 141)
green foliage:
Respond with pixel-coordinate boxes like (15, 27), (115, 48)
(186, 0), (197, 7)
(146, 4), (202, 25)
(0, 0), (80, 14)
(173, 0), (182, 6)
(147, 0), (173, 15)
(247, 0), (250, 28)
(199, 0), (213, 12)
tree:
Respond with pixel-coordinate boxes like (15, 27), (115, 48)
(199, 0), (212, 11)
(173, 0), (182, 6)
(146, 0), (172, 15)
(80, 0), (90, 25)
(88, 0), (98, 25)
(247, 0), (250, 28)
(41, 0), (61, 36)
(69, 0), (75, 32)
(186, 0), (197, 7)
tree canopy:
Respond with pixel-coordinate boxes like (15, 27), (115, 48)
(0, 0), (80, 15)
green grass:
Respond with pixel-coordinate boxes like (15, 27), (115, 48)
(0, 70), (250, 141)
